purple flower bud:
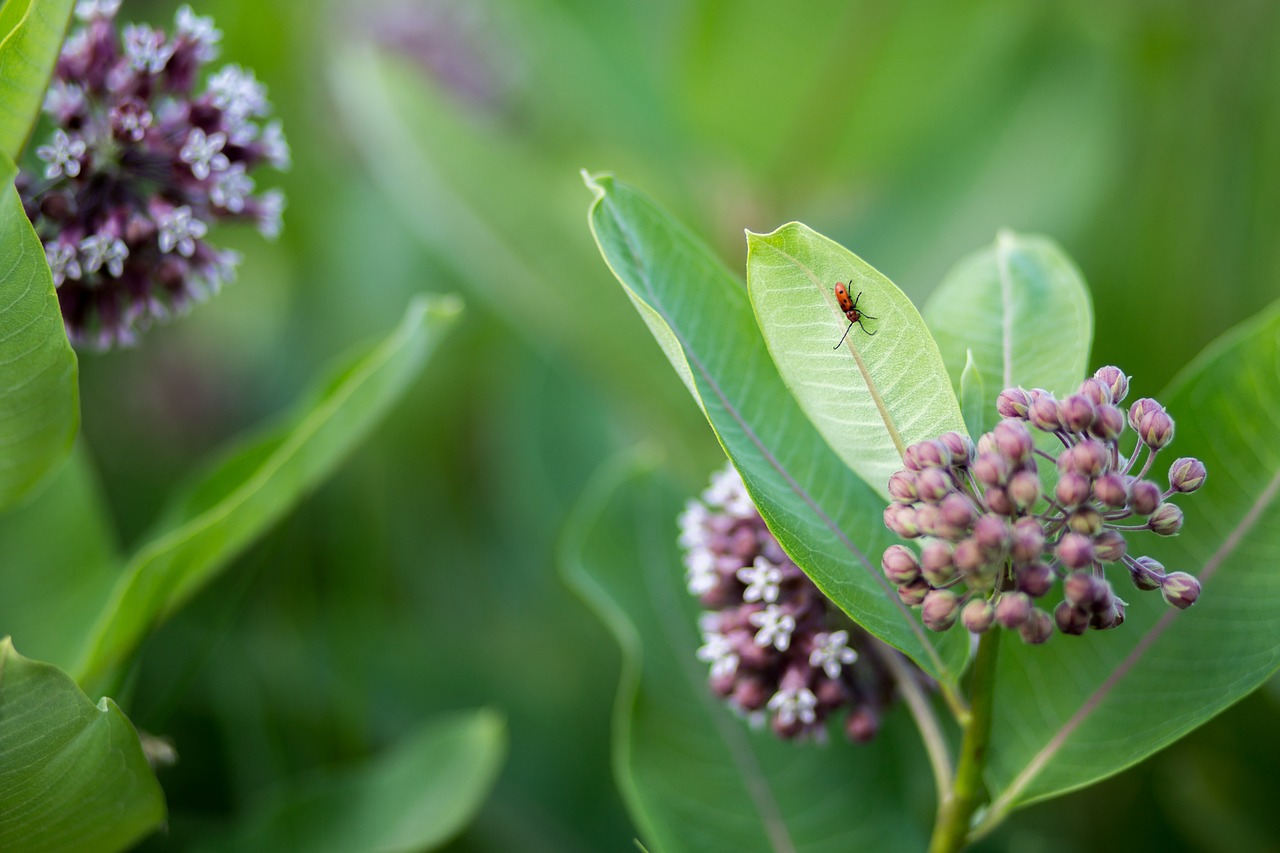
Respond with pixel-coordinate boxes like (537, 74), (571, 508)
(1010, 516), (1045, 562)
(1071, 440), (1109, 477)
(887, 470), (918, 503)
(1028, 392), (1062, 431)
(732, 677), (770, 710)
(972, 514), (1011, 556)
(914, 504), (942, 537)
(1089, 599), (1125, 630)
(1063, 569), (1106, 608)
(1089, 404), (1125, 441)
(1056, 532), (1095, 569)
(919, 541), (956, 585)
(814, 678), (847, 708)
(1128, 397), (1162, 431)
(995, 592), (1033, 628)
(1016, 561), (1055, 598)
(881, 545), (921, 584)
(1149, 502), (1184, 536)
(939, 493), (976, 530)
(984, 486), (1013, 517)
(1058, 393), (1096, 432)
(902, 442), (924, 471)
(1078, 377), (1112, 406)
(916, 467), (953, 504)
(1018, 608), (1054, 644)
(884, 503), (920, 539)
(973, 452), (1010, 487)
(1168, 457), (1207, 493)
(1006, 470), (1041, 511)
(1054, 601), (1090, 635)
(952, 537), (986, 575)
(1093, 473), (1129, 508)
(1160, 571), (1201, 609)
(1093, 529), (1127, 562)
(898, 578), (931, 606)
(993, 420), (1034, 462)
(1139, 409), (1175, 450)
(1129, 556), (1165, 590)
(1055, 472), (1092, 508)
(1093, 366), (1129, 403)
(845, 707), (880, 743)
(1130, 480), (1162, 515)
(961, 598), (995, 632)
(975, 433), (997, 456)
(997, 387), (1032, 419)
(1067, 507), (1102, 536)
(939, 431), (975, 466)
(914, 440), (950, 469)
(922, 589), (961, 631)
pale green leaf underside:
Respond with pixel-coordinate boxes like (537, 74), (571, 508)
(747, 223), (967, 497)
(959, 350), (987, 437)
(71, 295), (462, 688)
(197, 710), (506, 853)
(563, 458), (926, 853)
(585, 172), (965, 684)
(923, 230), (1093, 402)
(0, 152), (78, 512)
(0, 0), (75, 161)
(981, 302), (1280, 821)
(0, 638), (164, 853)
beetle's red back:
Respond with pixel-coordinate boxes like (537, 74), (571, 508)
(834, 282), (854, 312)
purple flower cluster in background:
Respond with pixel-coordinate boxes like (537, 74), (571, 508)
(882, 366), (1205, 643)
(18, 0), (289, 348)
(680, 464), (913, 741)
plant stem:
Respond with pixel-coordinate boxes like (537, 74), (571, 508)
(928, 630), (1000, 853)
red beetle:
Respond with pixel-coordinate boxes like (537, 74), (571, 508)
(833, 282), (877, 348)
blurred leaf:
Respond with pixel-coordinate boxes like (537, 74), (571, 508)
(922, 231), (1093, 400)
(0, 151), (78, 511)
(585, 173), (964, 685)
(197, 709), (505, 853)
(0, 444), (119, 668)
(960, 350), (987, 438)
(562, 456), (927, 853)
(0, 638), (164, 853)
(0, 0), (72, 160)
(71, 294), (463, 689)
(746, 223), (967, 496)
(979, 302), (1280, 826)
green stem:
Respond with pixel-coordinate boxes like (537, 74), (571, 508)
(928, 630), (1000, 853)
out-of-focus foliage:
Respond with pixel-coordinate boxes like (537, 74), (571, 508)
(37, 0), (1274, 850)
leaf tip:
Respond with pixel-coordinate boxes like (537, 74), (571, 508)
(581, 169), (613, 201)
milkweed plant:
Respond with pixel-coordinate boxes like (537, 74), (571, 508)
(575, 172), (1280, 852)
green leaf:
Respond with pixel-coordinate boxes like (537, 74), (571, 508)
(922, 230), (1093, 401)
(959, 350), (987, 437)
(0, 152), (79, 511)
(0, 0), (74, 160)
(71, 295), (462, 689)
(562, 457), (928, 853)
(0, 638), (165, 852)
(979, 302), (1280, 826)
(746, 223), (967, 497)
(585, 173), (964, 685)
(196, 710), (506, 853)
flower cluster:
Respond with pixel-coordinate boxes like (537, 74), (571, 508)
(882, 366), (1205, 643)
(18, 1), (289, 348)
(681, 464), (910, 741)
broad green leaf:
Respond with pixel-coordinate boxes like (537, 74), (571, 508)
(71, 294), (462, 689)
(0, 444), (119, 668)
(585, 173), (965, 685)
(959, 350), (987, 438)
(0, 0), (74, 160)
(562, 457), (928, 853)
(196, 710), (506, 853)
(978, 302), (1280, 828)
(0, 638), (164, 852)
(922, 230), (1093, 401)
(0, 151), (78, 511)
(747, 223), (967, 496)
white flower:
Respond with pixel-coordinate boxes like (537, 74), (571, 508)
(207, 64), (268, 122)
(43, 81), (85, 121)
(702, 464), (755, 518)
(110, 102), (153, 142)
(254, 188), (285, 239)
(210, 164), (254, 213)
(36, 130), (86, 180)
(677, 500), (709, 549)
(737, 556), (782, 604)
(684, 547), (717, 596)
(809, 630), (858, 680)
(123, 24), (174, 73)
(79, 233), (128, 278)
(45, 242), (81, 286)
(748, 604), (795, 652)
(696, 632), (739, 680)
(157, 206), (207, 257)
(258, 120), (291, 170)
(180, 128), (229, 180)
(767, 686), (818, 726)
(74, 0), (120, 20)
(175, 5), (221, 61)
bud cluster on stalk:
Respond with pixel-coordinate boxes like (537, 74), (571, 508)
(680, 464), (919, 741)
(882, 365), (1205, 644)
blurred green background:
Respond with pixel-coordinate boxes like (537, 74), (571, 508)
(72, 0), (1279, 849)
